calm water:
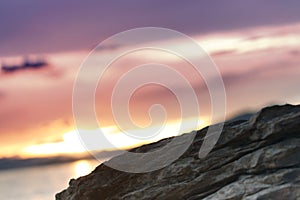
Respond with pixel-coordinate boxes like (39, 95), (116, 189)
(0, 159), (100, 200)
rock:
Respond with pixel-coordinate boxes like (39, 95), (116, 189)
(56, 104), (300, 200)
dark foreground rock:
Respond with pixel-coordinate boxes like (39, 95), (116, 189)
(56, 104), (300, 200)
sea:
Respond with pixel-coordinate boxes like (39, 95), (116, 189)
(0, 159), (100, 200)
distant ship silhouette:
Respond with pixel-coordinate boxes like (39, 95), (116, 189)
(1, 57), (48, 73)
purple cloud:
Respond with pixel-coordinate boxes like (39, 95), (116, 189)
(0, 0), (300, 56)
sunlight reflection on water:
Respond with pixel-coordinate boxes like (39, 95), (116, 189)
(0, 159), (100, 200)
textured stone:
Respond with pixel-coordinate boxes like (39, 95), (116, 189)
(56, 104), (300, 200)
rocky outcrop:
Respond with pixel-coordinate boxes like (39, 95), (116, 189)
(56, 104), (300, 200)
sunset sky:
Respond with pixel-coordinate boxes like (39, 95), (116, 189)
(0, 1), (300, 158)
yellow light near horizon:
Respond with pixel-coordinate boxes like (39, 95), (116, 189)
(23, 130), (86, 156)
(22, 118), (208, 157)
(95, 118), (208, 149)
(73, 160), (93, 178)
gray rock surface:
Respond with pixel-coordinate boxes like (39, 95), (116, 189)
(56, 104), (300, 200)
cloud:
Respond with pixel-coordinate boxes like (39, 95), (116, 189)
(0, 90), (5, 99)
(211, 50), (237, 57)
(0, 0), (300, 55)
(220, 59), (299, 86)
(1, 59), (48, 73)
(0, 17), (299, 158)
(289, 50), (300, 56)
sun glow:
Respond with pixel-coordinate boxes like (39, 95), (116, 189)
(73, 160), (94, 178)
(23, 130), (86, 156)
(22, 118), (208, 157)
